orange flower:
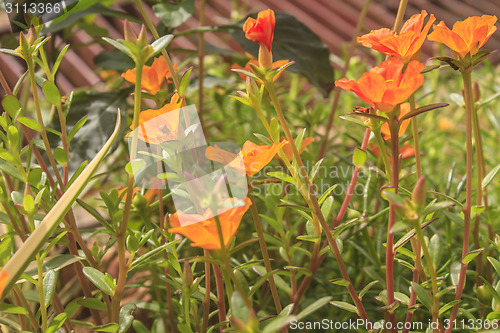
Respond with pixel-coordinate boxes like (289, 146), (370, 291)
(122, 57), (177, 95)
(127, 94), (182, 144)
(206, 140), (287, 176)
(231, 59), (290, 81)
(168, 197), (252, 250)
(335, 57), (425, 113)
(427, 15), (497, 59)
(358, 10), (435, 61)
(243, 9), (275, 51)
(380, 102), (412, 139)
(0, 270), (8, 297)
(280, 137), (314, 162)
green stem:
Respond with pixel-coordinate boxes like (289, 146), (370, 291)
(373, 128), (392, 179)
(412, 219), (441, 331)
(264, 81), (369, 322)
(36, 252), (47, 332)
(409, 95), (422, 179)
(13, 285), (39, 332)
(248, 186), (282, 314)
(183, 290), (193, 331)
(446, 68), (474, 333)
(112, 57), (145, 323)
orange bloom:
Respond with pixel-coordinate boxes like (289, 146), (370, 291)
(380, 102), (412, 139)
(231, 59), (290, 81)
(206, 140), (287, 176)
(280, 137), (314, 162)
(427, 15), (497, 59)
(168, 197), (252, 250)
(127, 94), (182, 144)
(243, 9), (275, 51)
(335, 57), (425, 113)
(122, 57), (177, 95)
(0, 270), (8, 297)
(358, 10), (435, 61)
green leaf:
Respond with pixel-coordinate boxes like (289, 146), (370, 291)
(52, 44), (70, 77)
(229, 12), (334, 97)
(262, 314), (296, 333)
(132, 320), (150, 333)
(400, 103), (449, 121)
(17, 117), (42, 132)
(488, 257), (500, 277)
(0, 48), (21, 57)
(50, 89), (128, 176)
(42, 81), (61, 105)
(94, 49), (135, 71)
(131, 241), (178, 269)
(2, 95), (22, 118)
(102, 38), (133, 58)
(359, 280), (379, 299)
(353, 147), (367, 167)
(95, 323), (120, 332)
(320, 196), (334, 220)
(329, 301), (358, 314)
(450, 261), (461, 286)
(125, 159), (145, 175)
(296, 296), (333, 320)
(83, 267), (114, 296)
(54, 147), (68, 166)
(43, 270), (57, 307)
(151, 35), (174, 56)
(318, 185), (339, 205)
(462, 248), (485, 264)
(330, 278), (350, 287)
(483, 164), (500, 189)
(0, 303), (28, 315)
(267, 172), (297, 186)
(429, 234), (442, 268)
(439, 300), (461, 315)
(411, 282), (432, 311)
(153, 0), (195, 29)
(178, 67), (193, 97)
(78, 298), (107, 311)
(231, 291), (250, 323)
(119, 304), (136, 333)
(46, 313), (67, 333)
(0, 111), (121, 300)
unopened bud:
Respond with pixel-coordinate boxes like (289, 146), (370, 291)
(26, 26), (36, 45)
(19, 32), (29, 54)
(184, 262), (193, 287)
(137, 25), (148, 48)
(123, 19), (138, 43)
(412, 176), (426, 208)
(258, 45), (273, 69)
(473, 82), (481, 102)
(132, 192), (148, 209)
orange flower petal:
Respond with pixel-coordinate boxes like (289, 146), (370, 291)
(243, 9), (275, 51)
(0, 270), (9, 297)
(168, 198), (252, 250)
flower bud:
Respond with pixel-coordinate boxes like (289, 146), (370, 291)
(26, 26), (37, 45)
(137, 25), (148, 48)
(123, 19), (138, 43)
(473, 82), (481, 102)
(258, 45), (273, 69)
(183, 262), (193, 287)
(412, 176), (426, 208)
(132, 192), (148, 209)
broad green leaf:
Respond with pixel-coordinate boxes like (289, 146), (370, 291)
(42, 81), (61, 105)
(52, 44), (70, 77)
(43, 270), (57, 307)
(463, 248), (485, 264)
(132, 320), (150, 333)
(231, 291), (249, 323)
(429, 234), (442, 268)
(119, 303), (136, 333)
(439, 300), (461, 315)
(488, 257), (500, 277)
(94, 50), (135, 71)
(262, 315), (296, 333)
(2, 95), (21, 118)
(17, 117), (42, 132)
(83, 267), (114, 296)
(46, 313), (67, 333)
(229, 12), (334, 97)
(329, 301), (358, 314)
(267, 172), (297, 186)
(151, 35), (174, 56)
(411, 282), (432, 311)
(153, 0), (195, 28)
(95, 323), (120, 332)
(78, 298), (107, 311)
(353, 147), (367, 167)
(0, 303), (28, 315)
(359, 280), (379, 299)
(50, 89), (128, 176)
(450, 261), (461, 286)
(0, 111), (121, 300)
(131, 241), (178, 269)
